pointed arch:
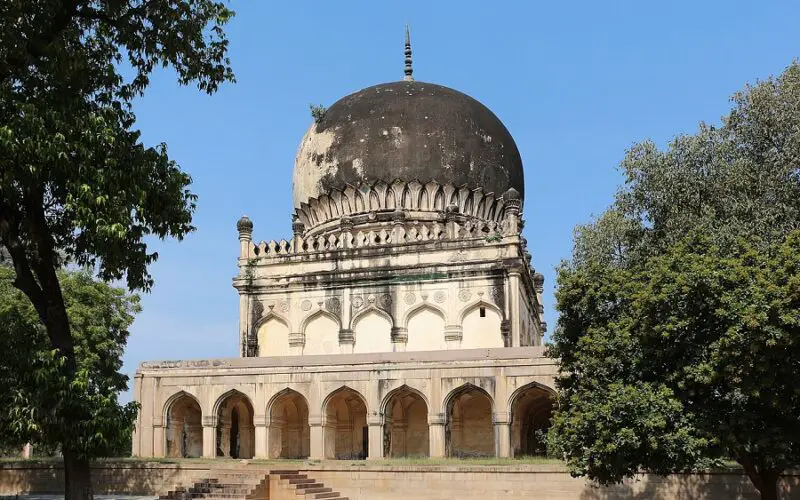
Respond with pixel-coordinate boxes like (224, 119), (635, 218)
(507, 381), (557, 415)
(321, 385), (369, 415)
(162, 390), (202, 422)
(253, 310), (290, 331)
(402, 301), (447, 328)
(351, 306), (393, 354)
(267, 388), (310, 459)
(380, 384), (429, 415)
(443, 383), (495, 413)
(381, 384), (430, 458)
(508, 382), (556, 457)
(404, 302), (447, 352)
(444, 383), (496, 458)
(212, 388), (255, 417)
(458, 300), (503, 324)
(299, 308), (341, 332)
(163, 390), (203, 458)
(460, 299), (504, 349)
(351, 306), (394, 329)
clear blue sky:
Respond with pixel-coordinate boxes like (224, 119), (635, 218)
(122, 0), (800, 398)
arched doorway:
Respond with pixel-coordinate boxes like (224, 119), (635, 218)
(323, 387), (368, 459)
(383, 386), (429, 457)
(268, 389), (310, 458)
(165, 393), (203, 458)
(445, 386), (494, 457)
(510, 384), (554, 457)
(215, 391), (255, 459)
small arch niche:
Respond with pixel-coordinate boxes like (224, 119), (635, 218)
(353, 310), (392, 354)
(461, 303), (503, 349)
(406, 306), (446, 351)
(258, 317), (289, 356)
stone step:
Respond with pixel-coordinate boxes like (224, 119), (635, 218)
(270, 469), (300, 475)
(279, 475), (307, 482)
(297, 487), (332, 495)
(190, 487), (254, 495)
(288, 477), (314, 484)
(310, 492), (341, 499)
(191, 494), (250, 499)
(293, 482), (324, 490)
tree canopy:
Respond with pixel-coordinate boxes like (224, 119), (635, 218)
(0, 267), (140, 458)
(548, 62), (800, 500)
(0, 2), (234, 498)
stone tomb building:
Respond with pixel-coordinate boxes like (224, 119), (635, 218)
(132, 51), (558, 461)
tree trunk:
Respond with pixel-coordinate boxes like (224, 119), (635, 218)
(756, 471), (779, 500)
(63, 448), (92, 500)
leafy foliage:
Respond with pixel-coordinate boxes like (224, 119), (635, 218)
(0, 268), (140, 458)
(0, 2), (234, 497)
(310, 104), (327, 123)
(549, 63), (800, 500)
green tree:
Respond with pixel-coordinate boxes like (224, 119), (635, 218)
(0, 1), (234, 498)
(548, 62), (800, 500)
(0, 267), (140, 459)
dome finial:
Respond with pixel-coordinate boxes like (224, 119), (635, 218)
(404, 24), (414, 81)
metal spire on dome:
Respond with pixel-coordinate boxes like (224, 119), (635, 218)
(404, 24), (414, 81)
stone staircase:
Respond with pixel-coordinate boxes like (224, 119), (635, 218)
(159, 468), (347, 500)
(270, 469), (348, 500)
(160, 470), (269, 500)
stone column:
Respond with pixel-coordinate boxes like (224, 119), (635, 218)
(254, 414), (268, 459)
(152, 417), (165, 457)
(202, 416), (216, 459)
(288, 332), (304, 356)
(428, 414), (446, 458)
(508, 270), (521, 347)
(339, 329), (355, 354)
(367, 416), (383, 460)
(292, 215), (305, 253)
(445, 205), (459, 240)
(444, 325), (462, 349)
(391, 209), (406, 243)
(494, 412), (511, 458)
(309, 414), (324, 459)
(391, 326), (408, 352)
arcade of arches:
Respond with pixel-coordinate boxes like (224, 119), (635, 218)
(160, 382), (554, 460)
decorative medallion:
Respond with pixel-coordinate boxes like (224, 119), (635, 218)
(367, 294), (377, 305)
(458, 288), (472, 302)
(434, 291), (446, 304)
(352, 295), (364, 309)
(404, 292), (416, 305)
(301, 299), (312, 311)
(326, 297), (341, 313)
(279, 300), (289, 313)
(380, 294), (392, 308)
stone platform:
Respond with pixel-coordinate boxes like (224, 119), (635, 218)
(2, 460), (799, 499)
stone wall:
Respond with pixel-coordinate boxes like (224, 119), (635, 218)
(304, 464), (800, 500)
(1, 461), (798, 499)
(0, 462), (215, 496)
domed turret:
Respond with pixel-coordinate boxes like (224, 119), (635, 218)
(293, 80), (524, 209)
(291, 36), (524, 236)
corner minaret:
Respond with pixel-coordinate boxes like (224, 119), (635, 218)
(404, 25), (414, 81)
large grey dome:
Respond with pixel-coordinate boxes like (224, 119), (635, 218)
(293, 81), (524, 209)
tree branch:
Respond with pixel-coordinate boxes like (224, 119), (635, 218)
(0, 195), (48, 317)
